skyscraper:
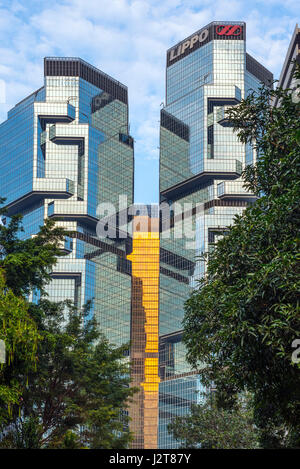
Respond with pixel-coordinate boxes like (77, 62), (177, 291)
(128, 210), (160, 449)
(0, 57), (164, 448)
(159, 21), (273, 448)
(0, 57), (134, 349)
(274, 23), (299, 106)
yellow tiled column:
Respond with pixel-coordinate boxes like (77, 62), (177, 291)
(127, 216), (160, 449)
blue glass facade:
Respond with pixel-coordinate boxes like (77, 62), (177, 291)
(0, 57), (134, 350)
(159, 22), (273, 448)
(0, 41), (274, 448)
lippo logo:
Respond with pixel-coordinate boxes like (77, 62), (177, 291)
(167, 23), (245, 66)
(169, 28), (209, 63)
(216, 24), (243, 36)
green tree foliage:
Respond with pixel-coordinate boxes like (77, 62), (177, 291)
(168, 394), (258, 449)
(1, 300), (135, 449)
(183, 68), (300, 448)
(0, 202), (136, 448)
(0, 198), (66, 296)
(0, 270), (40, 424)
(0, 199), (65, 425)
(1, 416), (42, 449)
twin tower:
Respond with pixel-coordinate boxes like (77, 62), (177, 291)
(0, 22), (273, 448)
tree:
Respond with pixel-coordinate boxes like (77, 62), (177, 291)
(0, 299), (136, 449)
(0, 270), (40, 425)
(0, 200), (136, 448)
(168, 393), (258, 449)
(182, 68), (300, 448)
(0, 198), (65, 426)
(0, 198), (66, 296)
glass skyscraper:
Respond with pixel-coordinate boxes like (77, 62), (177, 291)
(0, 57), (134, 349)
(0, 29), (275, 448)
(159, 21), (273, 448)
(274, 23), (299, 106)
(128, 210), (160, 449)
(0, 58), (161, 448)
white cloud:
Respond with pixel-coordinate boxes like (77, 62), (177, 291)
(0, 0), (298, 201)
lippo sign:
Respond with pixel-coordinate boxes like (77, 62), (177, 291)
(167, 23), (244, 66)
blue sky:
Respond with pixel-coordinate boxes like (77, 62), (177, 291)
(0, 0), (298, 203)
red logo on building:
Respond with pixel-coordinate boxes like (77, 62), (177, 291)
(216, 25), (242, 36)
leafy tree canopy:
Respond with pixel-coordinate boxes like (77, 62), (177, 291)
(0, 198), (66, 296)
(168, 393), (258, 449)
(1, 300), (136, 449)
(183, 68), (300, 448)
(0, 270), (40, 424)
(0, 202), (136, 448)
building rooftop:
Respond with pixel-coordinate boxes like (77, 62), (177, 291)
(44, 57), (128, 104)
